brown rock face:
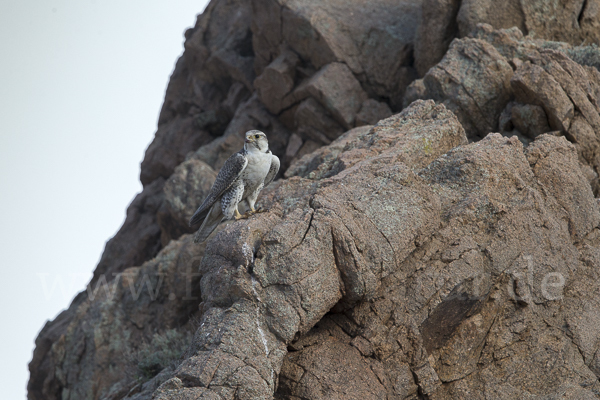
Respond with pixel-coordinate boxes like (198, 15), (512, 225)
(511, 60), (575, 133)
(29, 1), (600, 399)
(415, 0), (600, 77)
(413, 37), (514, 139)
(31, 98), (600, 400)
(457, 0), (527, 39)
(254, 50), (299, 115)
(262, 0), (422, 108)
(406, 24), (600, 194)
(414, 0), (461, 76)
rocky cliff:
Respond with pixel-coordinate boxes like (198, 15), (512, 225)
(29, 0), (600, 399)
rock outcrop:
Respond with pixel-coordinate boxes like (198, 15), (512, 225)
(414, 0), (600, 76)
(29, 0), (600, 399)
(406, 24), (600, 194)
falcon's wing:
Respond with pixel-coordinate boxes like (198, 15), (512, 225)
(189, 151), (248, 226)
(264, 153), (280, 187)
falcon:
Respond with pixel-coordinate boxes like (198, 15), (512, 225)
(189, 130), (280, 243)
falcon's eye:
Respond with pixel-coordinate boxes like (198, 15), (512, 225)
(254, 134), (260, 139)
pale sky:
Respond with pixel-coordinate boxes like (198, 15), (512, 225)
(0, 0), (210, 398)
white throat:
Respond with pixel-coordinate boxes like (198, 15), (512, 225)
(245, 142), (268, 154)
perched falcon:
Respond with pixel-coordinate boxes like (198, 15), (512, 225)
(189, 130), (280, 243)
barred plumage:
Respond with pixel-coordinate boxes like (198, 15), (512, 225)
(189, 130), (280, 243)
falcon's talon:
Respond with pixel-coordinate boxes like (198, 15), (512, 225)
(242, 210), (254, 219)
(255, 207), (267, 213)
(234, 209), (244, 220)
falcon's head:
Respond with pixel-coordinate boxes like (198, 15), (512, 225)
(244, 130), (269, 152)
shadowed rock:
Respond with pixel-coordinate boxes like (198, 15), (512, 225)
(414, 0), (461, 76)
(355, 99), (393, 127)
(509, 103), (551, 139)
(254, 50), (300, 115)
(253, 0), (422, 107)
(511, 61), (574, 133)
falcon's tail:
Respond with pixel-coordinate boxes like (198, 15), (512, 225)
(193, 202), (223, 243)
(189, 203), (210, 226)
